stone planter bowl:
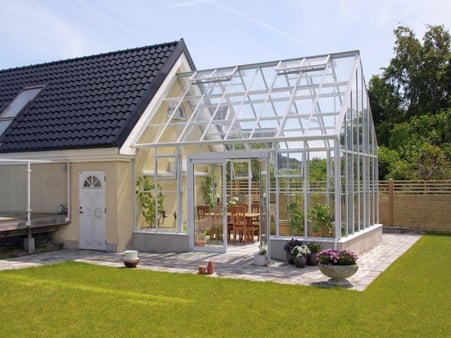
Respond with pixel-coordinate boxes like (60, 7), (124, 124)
(318, 263), (358, 285)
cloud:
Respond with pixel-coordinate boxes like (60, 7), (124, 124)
(169, 0), (310, 48)
(211, 2), (311, 48)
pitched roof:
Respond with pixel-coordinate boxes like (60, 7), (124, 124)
(0, 39), (195, 153)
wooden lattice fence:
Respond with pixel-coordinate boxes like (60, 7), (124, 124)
(233, 179), (451, 233)
(379, 180), (451, 232)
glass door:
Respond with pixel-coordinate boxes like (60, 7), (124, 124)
(188, 152), (269, 254)
(190, 159), (226, 252)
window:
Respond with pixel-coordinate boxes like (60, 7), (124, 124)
(167, 102), (186, 120)
(275, 55), (330, 74)
(231, 160), (252, 180)
(0, 86), (44, 136)
(277, 151), (304, 177)
(83, 175), (102, 188)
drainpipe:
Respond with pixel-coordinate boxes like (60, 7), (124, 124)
(25, 161), (35, 254)
(65, 162), (71, 222)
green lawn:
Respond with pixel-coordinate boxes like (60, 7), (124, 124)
(0, 234), (449, 337)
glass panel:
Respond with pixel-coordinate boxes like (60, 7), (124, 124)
(83, 175), (102, 188)
(137, 52), (362, 148)
(0, 86), (44, 136)
(193, 163), (225, 250)
(1, 87), (43, 119)
(277, 151), (304, 177)
(231, 161), (251, 180)
(135, 176), (164, 229)
(159, 180), (177, 231)
(156, 155), (177, 180)
(258, 156), (269, 256)
(0, 121), (10, 135)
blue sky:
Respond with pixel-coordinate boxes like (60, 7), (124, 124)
(0, 0), (449, 81)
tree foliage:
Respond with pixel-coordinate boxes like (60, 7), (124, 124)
(369, 25), (450, 179)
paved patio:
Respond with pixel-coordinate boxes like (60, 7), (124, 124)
(0, 233), (422, 291)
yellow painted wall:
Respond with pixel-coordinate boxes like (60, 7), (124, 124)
(54, 160), (134, 252)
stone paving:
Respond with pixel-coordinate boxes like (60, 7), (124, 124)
(0, 233), (422, 291)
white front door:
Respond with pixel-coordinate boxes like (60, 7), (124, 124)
(79, 171), (106, 250)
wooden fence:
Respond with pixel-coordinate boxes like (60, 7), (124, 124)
(379, 180), (451, 233)
(233, 179), (451, 233)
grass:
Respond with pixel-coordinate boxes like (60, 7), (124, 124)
(0, 234), (450, 337)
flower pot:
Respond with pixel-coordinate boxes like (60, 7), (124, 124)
(123, 250), (139, 268)
(253, 253), (267, 266)
(307, 253), (319, 266)
(286, 252), (295, 264)
(294, 255), (307, 268)
(207, 261), (215, 274)
(318, 263), (358, 285)
(194, 239), (206, 247)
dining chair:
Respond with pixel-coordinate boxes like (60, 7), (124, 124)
(250, 203), (260, 239)
(196, 205), (210, 220)
(196, 205), (210, 235)
(230, 205), (254, 244)
(210, 205), (223, 241)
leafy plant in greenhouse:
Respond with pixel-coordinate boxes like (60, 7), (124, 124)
(136, 176), (165, 228)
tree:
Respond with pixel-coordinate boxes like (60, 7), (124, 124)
(369, 25), (451, 146)
(417, 143), (448, 179)
(369, 25), (450, 179)
(384, 25), (450, 118)
(378, 111), (450, 179)
(368, 75), (402, 145)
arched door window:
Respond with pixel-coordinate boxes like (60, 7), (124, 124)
(83, 175), (102, 188)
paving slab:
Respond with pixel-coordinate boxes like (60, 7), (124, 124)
(0, 233), (422, 291)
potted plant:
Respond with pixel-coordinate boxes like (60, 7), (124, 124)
(194, 231), (207, 247)
(311, 202), (334, 237)
(283, 238), (304, 264)
(317, 248), (359, 285)
(290, 244), (310, 268)
(307, 242), (321, 266)
(253, 243), (267, 266)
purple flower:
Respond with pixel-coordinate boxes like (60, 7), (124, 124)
(318, 248), (358, 265)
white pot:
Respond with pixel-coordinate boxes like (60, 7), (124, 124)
(123, 250), (139, 268)
(253, 253), (267, 266)
(124, 250), (138, 260)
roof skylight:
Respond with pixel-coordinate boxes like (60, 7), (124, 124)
(190, 67), (237, 83)
(275, 55), (330, 74)
(0, 86), (44, 136)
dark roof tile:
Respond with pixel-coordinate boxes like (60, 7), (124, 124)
(0, 39), (195, 153)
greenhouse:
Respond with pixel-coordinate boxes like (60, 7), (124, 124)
(133, 50), (381, 259)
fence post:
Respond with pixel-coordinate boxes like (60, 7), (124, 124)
(388, 179), (394, 226)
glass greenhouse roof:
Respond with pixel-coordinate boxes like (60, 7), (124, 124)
(137, 50), (364, 150)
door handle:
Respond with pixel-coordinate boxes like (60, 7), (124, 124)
(80, 206), (83, 214)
